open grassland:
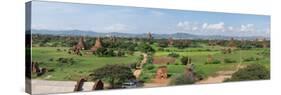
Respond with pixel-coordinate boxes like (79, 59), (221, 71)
(32, 46), (270, 81)
(153, 47), (270, 78)
(32, 47), (140, 81)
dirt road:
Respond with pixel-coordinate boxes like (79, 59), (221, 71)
(196, 64), (245, 84)
(196, 71), (233, 84)
(133, 53), (148, 79)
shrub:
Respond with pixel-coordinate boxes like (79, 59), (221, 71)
(129, 63), (137, 69)
(49, 58), (54, 61)
(181, 56), (190, 65)
(95, 48), (116, 57)
(224, 64), (270, 82)
(205, 59), (221, 64)
(56, 57), (76, 64)
(194, 69), (206, 80)
(158, 47), (164, 51)
(143, 64), (155, 70)
(224, 58), (237, 63)
(146, 53), (154, 64)
(139, 73), (151, 82)
(116, 50), (125, 57)
(138, 43), (155, 53)
(170, 73), (195, 85)
(168, 52), (180, 58)
(243, 57), (259, 62)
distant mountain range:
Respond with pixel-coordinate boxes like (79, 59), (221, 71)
(31, 29), (269, 40)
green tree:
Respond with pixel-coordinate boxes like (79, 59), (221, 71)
(89, 64), (135, 88)
(170, 73), (195, 85)
(138, 43), (155, 53)
(225, 64), (270, 82)
(181, 56), (190, 65)
(168, 52), (180, 58)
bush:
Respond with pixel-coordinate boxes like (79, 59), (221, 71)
(224, 58), (237, 63)
(49, 58), (54, 61)
(116, 50), (125, 57)
(170, 73), (195, 85)
(146, 53), (154, 64)
(95, 48), (115, 57)
(139, 73), (151, 82)
(158, 47), (164, 51)
(205, 59), (221, 64)
(143, 64), (155, 70)
(181, 56), (190, 65)
(138, 43), (155, 53)
(194, 69), (206, 80)
(129, 63), (137, 69)
(224, 64), (270, 82)
(168, 52), (180, 58)
(56, 57), (76, 64)
(243, 57), (259, 62)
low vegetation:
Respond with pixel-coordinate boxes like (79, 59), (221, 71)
(225, 64), (270, 82)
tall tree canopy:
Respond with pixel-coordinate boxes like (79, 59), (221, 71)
(89, 64), (135, 88)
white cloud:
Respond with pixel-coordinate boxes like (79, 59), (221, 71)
(176, 21), (265, 36)
(228, 26), (234, 31)
(104, 24), (130, 32)
(177, 21), (199, 32)
(192, 27), (198, 31)
(240, 24), (255, 32)
(203, 22), (225, 30)
(202, 23), (208, 29)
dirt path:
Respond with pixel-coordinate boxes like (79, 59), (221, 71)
(133, 53), (148, 79)
(196, 64), (245, 84)
(196, 71), (233, 84)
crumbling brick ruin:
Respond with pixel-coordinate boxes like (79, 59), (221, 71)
(168, 37), (174, 46)
(92, 80), (104, 90)
(207, 54), (213, 64)
(184, 64), (196, 81)
(74, 78), (87, 91)
(155, 66), (168, 79)
(91, 37), (103, 53)
(32, 61), (48, 76)
(32, 61), (40, 73)
(70, 37), (85, 55)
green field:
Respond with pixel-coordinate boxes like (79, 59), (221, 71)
(32, 47), (140, 80)
(32, 46), (270, 81)
(152, 47), (270, 79)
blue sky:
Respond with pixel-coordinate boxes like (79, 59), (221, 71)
(31, 1), (270, 37)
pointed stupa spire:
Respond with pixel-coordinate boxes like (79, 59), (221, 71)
(147, 32), (153, 40)
(91, 37), (103, 52)
(76, 37), (85, 50)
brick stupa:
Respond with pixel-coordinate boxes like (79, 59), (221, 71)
(91, 37), (103, 53)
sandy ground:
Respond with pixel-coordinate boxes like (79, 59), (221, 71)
(31, 79), (95, 94)
(196, 74), (232, 84)
(31, 79), (169, 94)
